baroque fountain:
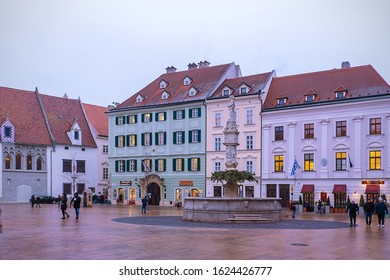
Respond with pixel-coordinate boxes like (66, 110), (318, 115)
(183, 95), (282, 223)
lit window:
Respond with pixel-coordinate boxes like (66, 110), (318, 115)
(116, 135), (125, 147)
(142, 113), (152, 123)
(174, 158), (184, 171)
(116, 116), (125, 125)
(128, 115), (137, 124)
(274, 155), (284, 172)
(369, 150), (381, 170)
(5, 156), (11, 169)
(157, 112), (166, 121)
(335, 152), (347, 171)
(128, 134), (137, 146)
(27, 155), (33, 170)
(156, 159), (166, 172)
(304, 153), (314, 171)
(190, 158), (200, 171)
(142, 159), (152, 172)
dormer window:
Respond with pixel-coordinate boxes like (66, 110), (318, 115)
(277, 98), (287, 106)
(160, 80), (168, 89)
(184, 76), (192, 86)
(223, 89), (230, 96)
(304, 89), (317, 103)
(161, 91), (170, 100)
(1, 118), (15, 143)
(136, 94), (144, 103)
(335, 91), (346, 99)
(240, 87), (247, 94)
(68, 120), (82, 145)
(189, 87), (198, 96)
(4, 126), (11, 137)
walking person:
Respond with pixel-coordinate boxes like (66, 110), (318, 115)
(363, 198), (375, 225)
(35, 196), (41, 208)
(291, 204), (296, 219)
(30, 195), (36, 208)
(347, 200), (359, 227)
(375, 197), (388, 228)
(141, 196), (148, 214)
(60, 193), (70, 219)
(70, 192), (81, 219)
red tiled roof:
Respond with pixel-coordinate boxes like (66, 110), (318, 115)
(40, 95), (97, 147)
(264, 65), (390, 109)
(116, 63), (235, 108)
(211, 72), (273, 98)
(83, 103), (109, 137)
(0, 87), (52, 145)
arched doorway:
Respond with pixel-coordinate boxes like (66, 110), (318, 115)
(147, 183), (161, 205)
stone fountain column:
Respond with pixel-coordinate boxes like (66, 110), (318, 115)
(223, 95), (240, 197)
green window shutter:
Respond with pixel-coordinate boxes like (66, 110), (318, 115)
(173, 111), (177, 120)
(182, 110), (186, 119)
(188, 158), (192, 171)
(115, 117), (119, 125)
(164, 112), (167, 120)
(126, 135), (130, 147)
(141, 133), (145, 146)
(141, 114), (145, 123)
(134, 115), (138, 123)
(163, 159), (166, 171)
(189, 131), (193, 143)
(149, 132), (153, 145)
(197, 158), (200, 171)
(164, 132), (167, 145)
(134, 135), (137, 146)
(126, 116), (130, 124)
(198, 108), (202, 117)
(173, 132), (177, 144)
(115, 136), (119, 147)
(189, 109), (193, 118)
(182, 132), (185, 143)
(115, 161), (119, 172)
(141, 160), (145, 172)
(198, 130), (201, 142)
(173, 159), (176, 171)
(155, 132), (158, 145)
(155, 159), (158, 171)
(134, 160), (137, 172)
(155, 113), (159, 121)
(126, 160), (130, 172)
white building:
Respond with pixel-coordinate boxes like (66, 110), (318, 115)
(262, 63), (390, 210)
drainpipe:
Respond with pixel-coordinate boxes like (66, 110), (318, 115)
(257, 91), (264, 198)
(50, 143), (56, 196)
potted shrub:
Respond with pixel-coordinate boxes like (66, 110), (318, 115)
(298, 196), (303, 212)
(325, 197), (330, 214)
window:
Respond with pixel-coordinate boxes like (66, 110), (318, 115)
(274, 155), (284, 172)
(141, 159), (152, 172)
(189, 87), (197, 96)
(74, 130), (79, 140)
(223, 89), (230, 96)
(245, 186), (254, 197)
(127, 159), (137, 172)
(277, 98), (286, 105)
(116, 160), (125, 172)
(214, 186), (222, 197)
(76, 160), (85, 173)
(142, 113), (152, 123)
(115, 135), (125, 147)
(173, 110), (185, 120)
(103, 167), (108, 180)
(334, 193), (346, 208)
(246, 160), (254, 174)
(156, 112), (166, 121)
(246, 109), (254, 124)
(335, 152), (347, 171)
(127, 134), (137, 146)
(63, 183), (72, 195)
(63, 159), (72, 172)
(141, 133), (152, 146)
(369, 118), (381, 135)
(275, 126), (284, 141)
(173, 131), (185, 144)
(156, 159), (166, 172)
(4, 126), (11, 137)
(36, 158), (42, 171)
(160, 80), (167, 89)
(336, 121), (347, 137)
(369, 150), (381, 170)
(240, 87), (247, 94)
(304, 153), (314, 171)
(161, 91), (169, 100)
(128, 115), (137, 124)
(189, 130), (201, 143)
(116, 116), (125, 125)
(26, 155), (33, 170)
(304, 123), (314, 139)
(184, 77), (192, 85)
(214, 161), (221, 172)
(335, 91), (346, 99)
(214, 137), (221, 151)
(15, 154), (22, 170)
(156, 132), (166, 145)
(103, 145), (108, 153)
(189, 108), (201, 118)
(5, 156), (11, 169)
(305, 95), (315, 102)
(246, 135), (254, 150)
(189, 158), (200, 171)
(214, 112), (222, 127)
(136, 95), (144, 103)
(173, 158), (184, 171)
(76, 183), (85, 194)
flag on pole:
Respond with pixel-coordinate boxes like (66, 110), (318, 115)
(348, 154), (353, 168)
(291, 159), (298, 176)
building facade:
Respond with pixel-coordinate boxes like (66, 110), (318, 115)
(107, 62), (241, 205)
(261, 63), (390, 210)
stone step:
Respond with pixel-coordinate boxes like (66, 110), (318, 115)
(227, 214), (271, 223)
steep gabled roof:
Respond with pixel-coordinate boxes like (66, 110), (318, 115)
(0, 87), (52, 145)
(40, 95), (97, 147)
(83, 103), (109, 137)
(210, 72), (273, 99)
(116, 63), (235, 108)
(264, 65), (390, 109)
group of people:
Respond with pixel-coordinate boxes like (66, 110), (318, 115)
(60, 192), (81, 220)
(347, 197), (388, 228)
(30, 195), (41, 208)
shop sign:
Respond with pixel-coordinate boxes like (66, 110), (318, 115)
(362, 180), (384, 184)
(120, 180), (132, 186)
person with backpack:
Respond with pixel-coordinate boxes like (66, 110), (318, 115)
(70, 192), (82, 220)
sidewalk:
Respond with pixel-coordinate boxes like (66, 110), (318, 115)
(0, 203), (389, 260)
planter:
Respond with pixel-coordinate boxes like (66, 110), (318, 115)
(298, 205), (303, 213)
(325, 205), (330, 213)
(330, 207), (334, 213)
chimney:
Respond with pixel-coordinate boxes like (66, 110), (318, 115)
(341, 61), (351, 68)
(198, 60), (210, 68)
(188, 62), (198, 70)
(165, 66), (177, 73)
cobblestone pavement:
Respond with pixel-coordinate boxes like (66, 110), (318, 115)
(0, 203), (389, 260)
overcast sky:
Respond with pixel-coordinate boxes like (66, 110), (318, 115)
(1, 0), (389, 107)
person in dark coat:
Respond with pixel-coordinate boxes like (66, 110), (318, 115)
(31, 195), (36, 208)
(141, 196), (148, 214)
(347, 200), (359, 227)
(60, 193), (70, 219)
(363, 198), (375, 225)
(375, 197), (388, 228)
(70, 192), (81, 219)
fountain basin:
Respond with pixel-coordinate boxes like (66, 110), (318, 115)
(183, 197), (282, 223)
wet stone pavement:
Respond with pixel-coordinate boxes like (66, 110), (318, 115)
(0, 203), (389, 260)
